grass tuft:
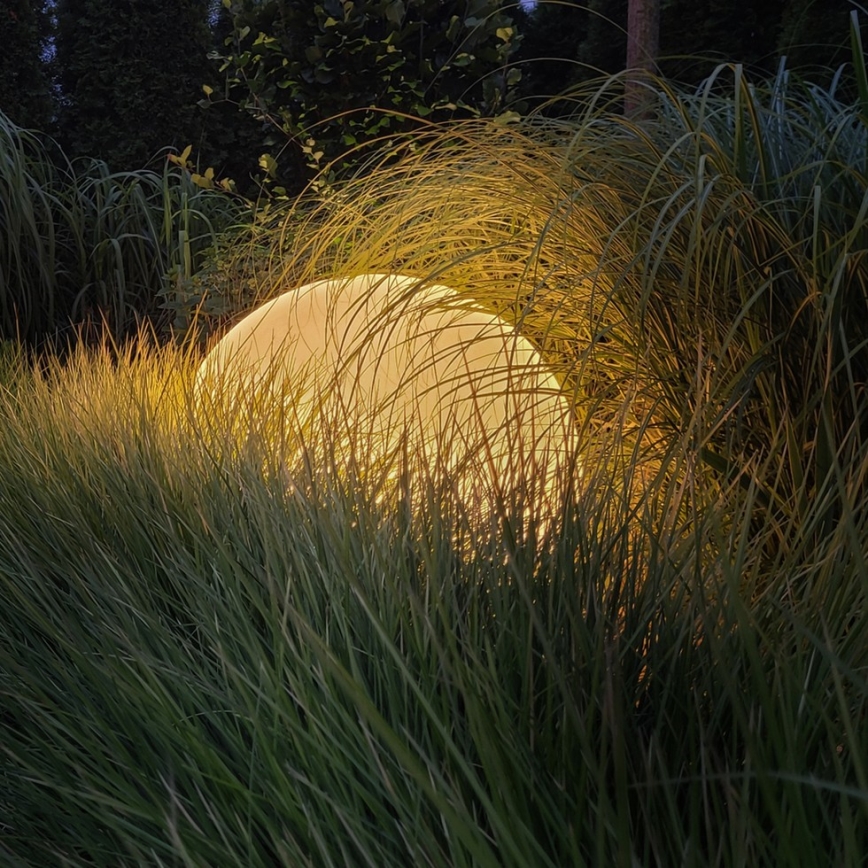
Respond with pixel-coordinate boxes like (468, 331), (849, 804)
(0, 111), (247, 342)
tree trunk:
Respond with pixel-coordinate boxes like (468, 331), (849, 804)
(625, 0), (660, 118)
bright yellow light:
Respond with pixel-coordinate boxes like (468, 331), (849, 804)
(197, 274), (578, 514)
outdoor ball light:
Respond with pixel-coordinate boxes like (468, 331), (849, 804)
(197, 273), (578, 509)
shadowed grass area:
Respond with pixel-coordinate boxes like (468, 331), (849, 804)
(1, 58), (867, 867)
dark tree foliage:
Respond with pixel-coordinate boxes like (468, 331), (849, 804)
(658, 0), (787, 82)
(778, 0), (854, 80)
(512, 1), (592, 100)
(516, 0), (854, 102)
(514, 0), (629, 105)
(213, 0), (521, 192)
(0, 0), (53, 131)
(577, 0), (628, 75)
(55, 0), (214, 170)
(196, 2), (271, 193)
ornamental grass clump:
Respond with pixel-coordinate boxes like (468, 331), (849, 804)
(1, 58), (867, 867)
(0, 110), (247, 342)
(224, 54), (868, 552)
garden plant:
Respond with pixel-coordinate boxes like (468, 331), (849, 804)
(0, 50), (867, 867)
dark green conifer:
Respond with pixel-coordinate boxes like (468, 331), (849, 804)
(0, 0), (53, 131)
(55, 0), (213, 169)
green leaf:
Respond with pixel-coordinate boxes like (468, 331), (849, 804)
(384, 1), (405, 26)
(258, 153), (278, 177)
(493, 110), (521, 125)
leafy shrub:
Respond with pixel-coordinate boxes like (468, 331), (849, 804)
(54, 0), (214, 171)
(210, 0), (522, 191)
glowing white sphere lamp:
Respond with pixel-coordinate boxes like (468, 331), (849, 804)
(197, 273), (577, 513)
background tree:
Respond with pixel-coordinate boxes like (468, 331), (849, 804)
(0, 0), (54, 131)
(512, 1), (591, 102)
(54, 0), (214, 170)
(778, 0), (854, 82)
(515, 0), (849, 104)
(625, 0), (659, 116)
(212, 0), (522, 193)
(658, 0), (786, 82)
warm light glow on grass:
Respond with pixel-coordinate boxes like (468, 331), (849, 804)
(197, 273), (580, 514)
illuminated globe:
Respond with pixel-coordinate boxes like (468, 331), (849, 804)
(197, 273), (578, 513)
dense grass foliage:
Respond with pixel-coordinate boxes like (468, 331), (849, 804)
(219, 59), (868, 548)
(0, 339), (865, 867)
(1, 62), (867, 866)
(0, 112), (247, 342)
